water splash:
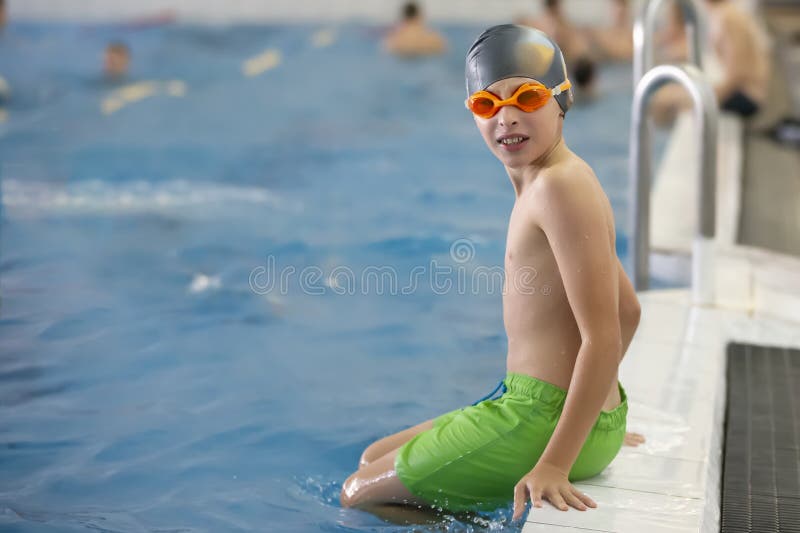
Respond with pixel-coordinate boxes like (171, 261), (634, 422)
(188, 273), (222, 294)
(293, 475), (521, 533)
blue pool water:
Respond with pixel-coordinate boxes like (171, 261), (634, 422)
(1, 22), (655, 532)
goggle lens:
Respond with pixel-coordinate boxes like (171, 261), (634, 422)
(515, 86), (548, 110)
(470, 96), (496, 117)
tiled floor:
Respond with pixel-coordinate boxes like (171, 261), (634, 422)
(522, 486), (705, 533)
(521, 289), (800, 533)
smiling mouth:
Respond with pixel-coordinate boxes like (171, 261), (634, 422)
(496, 135), (529, 145)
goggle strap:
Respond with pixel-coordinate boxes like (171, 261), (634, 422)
(551, 79), (572, 96)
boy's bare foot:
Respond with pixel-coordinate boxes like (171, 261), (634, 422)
(623, 432), (646, 446)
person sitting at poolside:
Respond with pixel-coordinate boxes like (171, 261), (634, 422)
(517, 1), (597, 98)
(341, 24), (645, 524)
(572, 56), (598, 104)
(583, 0), (634, 62)
(517, 0), (590, 66)
(104, 41), (131, 81)
(655, 1), (690, 64)
(651, 0), (770, 123)
(382, 1), (447, 58)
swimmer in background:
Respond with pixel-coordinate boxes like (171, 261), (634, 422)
(104, 41), (131, 82)
(572, 56), (598, 103)
(655, 1), (690, 63)
(341, 25), (645, 524)
(517, 0), (590, 66)
(382, 1), (447, 58)
(651, 0), (770, 123)
(516, 1), (597, 101)
(98, 40), (185, 115)
(583, 0), (634, 62)
(0, 0), (6, 31)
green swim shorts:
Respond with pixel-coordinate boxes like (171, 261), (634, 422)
(394, 371), (628, 512)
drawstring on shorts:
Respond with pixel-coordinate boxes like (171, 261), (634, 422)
(470, 378), (507, 406)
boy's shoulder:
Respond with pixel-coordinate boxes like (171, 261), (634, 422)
(526, 152), (603, 225)
(532, 151), (596, 198)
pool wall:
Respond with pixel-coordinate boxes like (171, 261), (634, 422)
(10, 0), (620, 25)
(9, 0), (761, 24)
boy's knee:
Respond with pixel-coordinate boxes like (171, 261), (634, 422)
(340, 476), (359, 508)
(359, 444), (377, 468)
(340, 473), (387, 509)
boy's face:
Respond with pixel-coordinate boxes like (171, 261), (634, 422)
(472, 76), (563, 170)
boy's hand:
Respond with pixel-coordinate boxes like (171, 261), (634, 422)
(512, 461), (597, 521)
(624, 431), (646, 446)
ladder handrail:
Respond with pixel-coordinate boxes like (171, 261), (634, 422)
(629, 0), (719, 305)
(628, 63), (718, 304)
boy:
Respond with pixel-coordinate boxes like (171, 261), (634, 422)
(341, 25), (643, 522)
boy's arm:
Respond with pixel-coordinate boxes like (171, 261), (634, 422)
(513, 167), (621, 517)
(535, 168), (621, 472)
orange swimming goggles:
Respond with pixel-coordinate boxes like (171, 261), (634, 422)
(465, 79), (572, 119)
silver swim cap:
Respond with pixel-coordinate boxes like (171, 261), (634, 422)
(465, 24), (573, 114)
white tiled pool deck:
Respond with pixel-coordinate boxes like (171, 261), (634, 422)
(522, 287), (800, 532)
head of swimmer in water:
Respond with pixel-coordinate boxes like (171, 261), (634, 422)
(401, 1), (421, 22)
(465, 24), (572, 169)
(104, 42), (130, 79)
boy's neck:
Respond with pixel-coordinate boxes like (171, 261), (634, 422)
(506, 136), (567, 197)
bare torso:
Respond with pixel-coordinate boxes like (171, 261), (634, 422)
(503, 160), (622, 412)
(383, 21), (446, 57)
(708, 3), (769, 103)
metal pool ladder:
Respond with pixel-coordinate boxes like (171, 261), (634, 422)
(628, 0), (719, 305)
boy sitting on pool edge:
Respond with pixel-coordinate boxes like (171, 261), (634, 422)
(340, 24), (644, 523)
